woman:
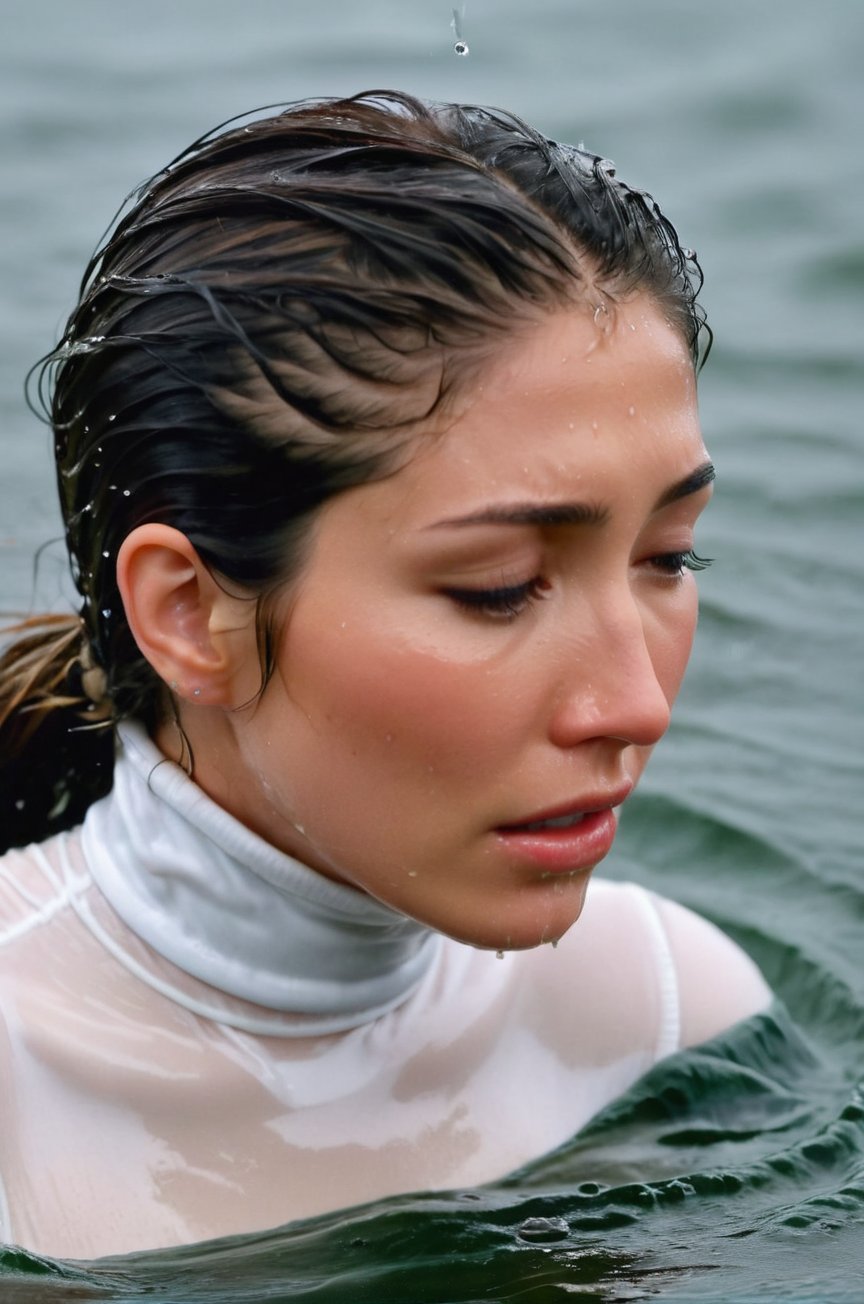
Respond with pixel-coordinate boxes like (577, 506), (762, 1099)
(0, 91), (769, 1258)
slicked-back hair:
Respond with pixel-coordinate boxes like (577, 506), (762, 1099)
(3, 90), (708, 848)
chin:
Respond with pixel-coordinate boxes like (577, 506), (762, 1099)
(436, 882), (591, 953)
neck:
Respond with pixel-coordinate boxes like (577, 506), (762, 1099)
(80, 722), (440, 1035)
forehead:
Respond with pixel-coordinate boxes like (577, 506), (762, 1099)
(380, 299), (702, 520)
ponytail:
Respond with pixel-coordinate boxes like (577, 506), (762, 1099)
(0, 615), (115, 853)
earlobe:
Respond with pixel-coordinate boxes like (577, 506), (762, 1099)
(116, 524), (255, 705)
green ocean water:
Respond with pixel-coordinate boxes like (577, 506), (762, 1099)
(1, 1), (862, 1299)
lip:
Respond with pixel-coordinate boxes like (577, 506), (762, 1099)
(499, 783), (634, 832)
(493, 784), (632, 874)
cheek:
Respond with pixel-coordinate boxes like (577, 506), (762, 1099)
(281, 620), (526, 782)
(654, 584), (700, 703)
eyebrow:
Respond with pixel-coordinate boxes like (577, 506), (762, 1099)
(428, 461), (715, 530)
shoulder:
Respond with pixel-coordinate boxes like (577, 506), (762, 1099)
(648, 892), (772, 1049)
(511, 878), (770, 1062)
(0, 832), (85, 951)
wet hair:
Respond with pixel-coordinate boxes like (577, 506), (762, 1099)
(0, 89), (709, 851)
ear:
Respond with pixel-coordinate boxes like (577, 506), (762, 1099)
(116, 524), (259, 707)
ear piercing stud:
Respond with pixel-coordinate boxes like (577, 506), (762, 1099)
(167, 679), (202, 700)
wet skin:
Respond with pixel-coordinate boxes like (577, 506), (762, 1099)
(174, 298), (713, 951)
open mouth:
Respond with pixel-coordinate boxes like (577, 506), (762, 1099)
(520, 810), (588, 832)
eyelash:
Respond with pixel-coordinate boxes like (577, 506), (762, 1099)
(652, 549), (714, 575)
(444, 552), (713, 620)
(444, 577), (550, 620)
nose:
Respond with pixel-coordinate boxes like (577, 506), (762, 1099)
(546, 599), (675, 751)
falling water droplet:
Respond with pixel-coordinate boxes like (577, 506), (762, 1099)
(451, 5), (470, 56)
(495, 950), (504, 960)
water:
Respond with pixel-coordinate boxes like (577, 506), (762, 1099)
(1, 0), (862, 1298)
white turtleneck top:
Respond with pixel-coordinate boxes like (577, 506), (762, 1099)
(0, 724), (769, 1260)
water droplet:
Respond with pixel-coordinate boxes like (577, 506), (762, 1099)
(101, 550), (110, 558)
(122, 489), (131, 497)
(109, 484), (118, 491)
(451, 6), (469, 56)
(495, 950), (504, 960)
(384, 733), (393, 743)
(407, 870), (418, 878)
(551, 938), (559, 949)
(517, 1216), (569, 1243)
(14, 798), (25, 811)
(101, 608), (112, 619)
(628, 405), (636, 417)
(108, 414), (117, 422)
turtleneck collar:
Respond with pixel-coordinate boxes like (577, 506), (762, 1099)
(80, 722), (440, 1035)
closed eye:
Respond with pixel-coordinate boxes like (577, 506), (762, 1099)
(650, 549), (713, 576)
(443, 576), (551, 620)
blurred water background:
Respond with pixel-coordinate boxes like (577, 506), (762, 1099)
(1, 1), (862, 1300)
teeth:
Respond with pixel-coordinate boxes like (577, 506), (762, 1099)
(524, 811), (586, 832)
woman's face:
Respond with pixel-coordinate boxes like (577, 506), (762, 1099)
(214, 298), (712, 950)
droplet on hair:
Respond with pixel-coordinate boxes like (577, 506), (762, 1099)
(122, 489), (131, 497)
(14, 799), (25, 811)
(454, 40), (469, 55)
(101, 608), (112, 619)
(101, 550), (110, 558)
(107, 414), (117, 422)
